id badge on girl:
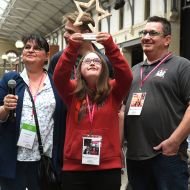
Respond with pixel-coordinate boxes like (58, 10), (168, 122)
(82, 135), (102, 165)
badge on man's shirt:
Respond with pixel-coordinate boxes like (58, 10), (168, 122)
(128, 92), (146, 115)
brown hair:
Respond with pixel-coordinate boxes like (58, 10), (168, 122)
(147, 16), (171, 36)
(62, 11), (95, 32)
(74, 51), (111, 104)
(22, 33), (49, 65)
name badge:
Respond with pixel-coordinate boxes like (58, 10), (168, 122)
(17, 123), (36, 149)
(128, 92), (146, 115)
(82, 135), (102, 165)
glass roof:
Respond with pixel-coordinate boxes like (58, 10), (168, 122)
(0, 0), (10, 16)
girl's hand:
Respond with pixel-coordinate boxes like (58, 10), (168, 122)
(96, 32), (111, 44)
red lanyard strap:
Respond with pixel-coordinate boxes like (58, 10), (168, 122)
(86, 94), (95, 126)
(29, 73), (45, 103)
(140, 52), (172, 89)
(29, 73), (45, 116)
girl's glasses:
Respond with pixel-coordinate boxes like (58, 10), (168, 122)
(83, 58), (101, 65)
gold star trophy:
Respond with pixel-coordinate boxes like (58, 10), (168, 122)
(73, 0), (112, 40)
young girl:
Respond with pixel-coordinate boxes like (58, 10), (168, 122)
(53, 31), (133, 190)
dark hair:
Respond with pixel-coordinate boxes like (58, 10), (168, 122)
(62, 11), (95, 32)
(147, 16), (171, 36)
(22, 33), (49, 53)
(74, 51), (111, 104)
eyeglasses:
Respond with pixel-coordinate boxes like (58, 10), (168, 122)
(24, 45), (44, 52)
(83, 58), (101, 65)
(139, 30), (164, 37)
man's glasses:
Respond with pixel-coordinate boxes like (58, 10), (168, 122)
(24, 45), (44, 52)
(83, 58), (101, 65)
(139, 30), (164, 37)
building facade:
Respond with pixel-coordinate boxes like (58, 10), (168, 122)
(1, 0), (190, 78)
(46, 0), (182, 68)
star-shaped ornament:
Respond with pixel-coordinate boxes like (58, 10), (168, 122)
(73, 0), (112, 32)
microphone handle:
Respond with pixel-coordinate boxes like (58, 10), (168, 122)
(10, 110), (16, 118)
(8, 87), (16, 119)
(8, 88), (15, 95)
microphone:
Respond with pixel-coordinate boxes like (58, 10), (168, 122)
(8, 79), (17, 120)
(114, 0), (125, 10)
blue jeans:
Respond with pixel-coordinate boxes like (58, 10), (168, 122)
(0, 161), (40, 190)
(127, 154), (189, 190)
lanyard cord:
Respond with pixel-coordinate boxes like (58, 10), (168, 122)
(28, 73), (45, 116)
(86, 94), (95, 134)
(29, 73), (45, 103)
(140, 52), (172, 90)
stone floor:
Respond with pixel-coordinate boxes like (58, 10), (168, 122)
(121, 168), (128, 190)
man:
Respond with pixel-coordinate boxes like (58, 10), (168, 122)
(124, 16), (190, 190)
(48, 11), (113, 78)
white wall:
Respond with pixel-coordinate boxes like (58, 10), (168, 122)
(124, 0), (132, 27)
(110, 8), (120, 33)
(101, 16), (108, 32)
(150, 0), (165, 17)
(47, 0), (180, 55)
(134, 0), (145, 24)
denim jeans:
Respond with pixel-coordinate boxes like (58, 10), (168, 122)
(127, 154), (189, 190)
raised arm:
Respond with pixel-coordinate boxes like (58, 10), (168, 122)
(53, 34), (82, 105)
(96, 32), (133, 103)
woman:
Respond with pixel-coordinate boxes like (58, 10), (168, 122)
(0, 33), (66, 190)
(53, 32), (133, 190)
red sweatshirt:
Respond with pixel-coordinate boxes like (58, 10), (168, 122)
(53, 36), (132, 171)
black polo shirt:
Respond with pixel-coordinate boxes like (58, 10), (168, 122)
(125, 54), (190, 161)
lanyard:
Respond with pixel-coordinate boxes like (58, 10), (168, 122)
(29, 72), (45, 103)
(86, 94), (95, 127)
(140, 52), (172, 90)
